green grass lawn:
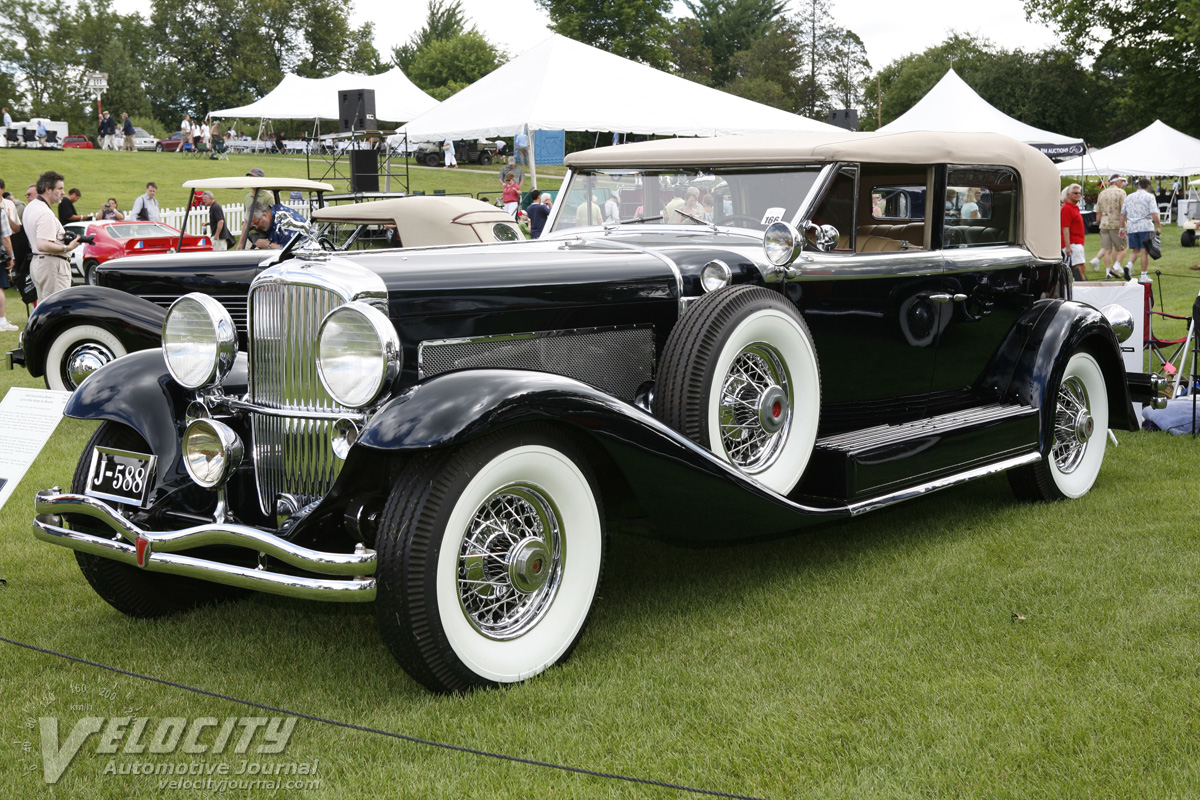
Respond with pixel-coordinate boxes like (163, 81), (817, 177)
(1, 193), (1199, 797)
(0, 148), (563, 214)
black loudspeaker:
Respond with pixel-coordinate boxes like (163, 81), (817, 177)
(828, 109), (858, 131)
(350, 149), (379, 193)
(339, 89), (377, 133)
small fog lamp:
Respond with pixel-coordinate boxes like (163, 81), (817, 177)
(183, 418), (243, 489)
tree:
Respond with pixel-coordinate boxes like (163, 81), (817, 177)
(666, 17), (714, 85)
(535, 0), (673, 67)
(681, 0), (788, 86)
(725, 20), (808, 113)
(1024, 0), (1200, 139)
(825, 29), (870, 112)
(393, 0), (471, 71)
(406, 30), (505, 99)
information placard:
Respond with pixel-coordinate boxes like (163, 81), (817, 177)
(0, 388), (71, 512)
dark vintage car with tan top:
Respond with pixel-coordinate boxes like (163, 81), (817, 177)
(32, 131), (1161, 693)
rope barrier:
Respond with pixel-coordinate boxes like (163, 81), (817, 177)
(0, 635), (770, 800)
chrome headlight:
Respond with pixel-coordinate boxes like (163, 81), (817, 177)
(701, 260), (732, 292)
(764, 221), (802, 267)
(162, 293), (237, 389)
(182, 418), (243, 489)
(316, 301), (401, 408)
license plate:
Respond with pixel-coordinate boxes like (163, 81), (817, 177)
(85, 446), (157, 507)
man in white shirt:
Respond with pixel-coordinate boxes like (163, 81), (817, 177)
(130, 182), (161, 222)
(2, 107), (12, 130)
(23, 170), (86, 302)
(199, 120), (210, 147)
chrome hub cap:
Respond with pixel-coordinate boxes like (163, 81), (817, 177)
(458, 485), (563, 640)
(718, 343), (792, 472)
(66, 343), (116, 388)
(1052, 375), (1091, 473)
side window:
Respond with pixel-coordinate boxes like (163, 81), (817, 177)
(858, 164), (931, 253)
(944, 166), (1018, 248)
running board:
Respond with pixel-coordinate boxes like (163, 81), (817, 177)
(800, 403), (1039, 500)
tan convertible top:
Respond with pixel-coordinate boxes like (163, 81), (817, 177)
(312, 196), (520, 246)
(566, 131), (1061, 261)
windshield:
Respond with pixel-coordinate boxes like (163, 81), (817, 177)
(547, 166), (824, 235)
(108, 223), (177, 239)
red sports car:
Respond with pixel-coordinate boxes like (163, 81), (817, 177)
(63, 135), (94, 149)
(64, 220), (213, 285)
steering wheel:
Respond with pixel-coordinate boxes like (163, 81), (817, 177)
(718, 214), (763, 228)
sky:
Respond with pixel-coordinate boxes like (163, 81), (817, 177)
(108, 0), (1062, 76)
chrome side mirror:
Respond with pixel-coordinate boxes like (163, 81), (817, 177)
(1100, 303), (1135, 343)
(805, 221), (840, 252)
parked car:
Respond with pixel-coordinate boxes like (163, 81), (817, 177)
(30, 131), (1165, 694)
(115, 126), (159, 151)
(8, 189), (519, 391)
(413, 138), (499, 167)
(64, 219), (213, 286)
(156, 132), (183, 152)
(63, 134), (94, 149)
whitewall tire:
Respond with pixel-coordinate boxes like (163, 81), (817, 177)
(44, 324), (127, 392)
(375, 426), (605, 692)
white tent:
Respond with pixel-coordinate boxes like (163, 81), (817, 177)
(879, 69), (1084, 158)
(211, 67), (438, 123)
(397, 34), (839, 142)
(1056, 120), (1200, 177)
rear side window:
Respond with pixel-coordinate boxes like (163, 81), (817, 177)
(943, 166), (1018, 248)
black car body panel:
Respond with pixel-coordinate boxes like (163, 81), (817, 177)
(21, 286), (167, 379)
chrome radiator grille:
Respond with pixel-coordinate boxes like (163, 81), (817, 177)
(419, 326), (655, 403)
(248, 281), (349, 515)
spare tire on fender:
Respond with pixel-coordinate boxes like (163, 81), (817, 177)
(654, 285), (821, 495)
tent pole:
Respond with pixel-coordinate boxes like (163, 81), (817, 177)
(529, 126), (538, 201)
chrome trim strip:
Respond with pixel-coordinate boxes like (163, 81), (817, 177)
(222, 396), (369, 421)
(417, 324), (655, 378)
(845, 452), (1041, 516)
(35, 492), (375, 576)
(34, 516), (374, 602)
(791, 249), (944, 280)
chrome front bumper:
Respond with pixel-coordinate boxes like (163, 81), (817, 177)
(34, 491), (376, 602)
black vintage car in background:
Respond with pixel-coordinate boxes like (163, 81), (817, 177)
(32, 131), (1162, 693)
(7, 189), (519, 392)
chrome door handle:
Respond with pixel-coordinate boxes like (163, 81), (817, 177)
(929, 293), (968, 303)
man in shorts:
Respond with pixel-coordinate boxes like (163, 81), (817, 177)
(1120, 178), (1162, 284)
(1060, 184), (1086, 282)
(1095, 175), (1128, 279)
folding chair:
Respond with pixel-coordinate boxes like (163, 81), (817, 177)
(1145, 291), (1196, 399)
(5, 129), (20, 147)
(194, 142), (209, 158)
(22, 129), (36, 146)
(45, 130), (60, 148)
(210, 140), (229, 160)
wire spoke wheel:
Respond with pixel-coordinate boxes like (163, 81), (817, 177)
(1050, 374), (1093, 474)
(458, 485), (563, 640)
(718, 343), (791, 473)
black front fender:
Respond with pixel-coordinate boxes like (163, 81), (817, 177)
(23, 286), (165, 378)
(355, 369), (828, 539)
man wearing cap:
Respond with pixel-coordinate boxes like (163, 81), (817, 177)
(247, 202), (303, 250)
(1095, 175), (1128, 279)
(236, 169), (266, 249)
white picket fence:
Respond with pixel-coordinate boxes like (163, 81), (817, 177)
(159, 201), (311, 238)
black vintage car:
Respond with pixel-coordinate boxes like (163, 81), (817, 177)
(412, 138), (500, 167)
(33, 131), (1163, 693)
